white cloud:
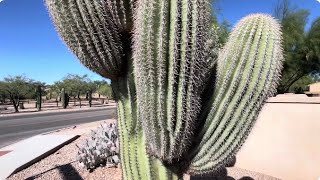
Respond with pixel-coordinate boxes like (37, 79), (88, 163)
(0, 0), (3, 3)
(317, 0), (320, 3)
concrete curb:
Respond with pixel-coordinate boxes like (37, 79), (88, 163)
(267, 101), (320, 104)
(10, 135), (80, 178)
(0, 105), (116, 119)
(0, 135), (80, 180)
(40, 125), (78, 135)
(267, 96), (320, 104)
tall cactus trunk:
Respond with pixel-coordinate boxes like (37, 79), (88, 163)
(61, 88), (69, 109)
(11, 95), (19, 113)
(88, 91), (92, 107)
(112, 60), (183, 180)
(36, 85), (42, 111)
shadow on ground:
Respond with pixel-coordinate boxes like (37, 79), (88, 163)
(25, 162), (83, 180)
(190, 167), (235, 180)
(190, 156), (254, 180)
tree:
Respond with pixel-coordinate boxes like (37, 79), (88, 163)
(61, 74), (90, 98)
(210, 0), (231, 46)
(212, 20), (231, 46)
(96, 83), (113, 103)
(53, 74), (91, 100)
(52, 74), (106, 107)
(0, 76), (40, 112)
(289, 75), (315, 94)
(275, 0), (320, 93)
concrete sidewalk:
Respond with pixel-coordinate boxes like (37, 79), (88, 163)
(0, 120), (113, 180)
(0, 134), (79, 180)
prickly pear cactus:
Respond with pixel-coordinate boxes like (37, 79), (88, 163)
(76, 122), (120, 170)
(46, 0), (284, 179)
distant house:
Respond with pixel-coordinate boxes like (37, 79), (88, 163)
(305, 82), (320, 96)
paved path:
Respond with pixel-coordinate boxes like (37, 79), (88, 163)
(0, 134), (79, 180)
(0, 107), (116, 148)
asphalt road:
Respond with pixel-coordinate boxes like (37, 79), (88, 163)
(0, 107), (116, 148)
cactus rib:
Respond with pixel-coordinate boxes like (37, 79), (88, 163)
(189, 14), (283, 173)
(45, 0), (133, 79)
(133, 0), (214, 162)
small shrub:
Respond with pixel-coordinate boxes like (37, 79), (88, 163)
(76, 122), (120, 170)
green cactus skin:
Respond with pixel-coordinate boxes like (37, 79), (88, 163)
(46, 0), (283, 179)
(133, 0), (218, 162)
(189, 14), (283, 174)
(111, 62), (181, 180)
(45, 0), (133, 80)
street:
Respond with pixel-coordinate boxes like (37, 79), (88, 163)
(0, 107), (116, 148)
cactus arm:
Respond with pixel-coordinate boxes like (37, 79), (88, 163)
(71, 0), (118, 72)
(78, 0), (122, 70)
(189, 14), (283, 174)
(46, 0), (111, 77)
(171, 0), (213, 158)
(45, 0), (131, 79)
(133, 0), (215, 162)
(192, 15), (259, 157)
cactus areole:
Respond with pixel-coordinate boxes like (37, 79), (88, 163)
(46, 0), (283, 179)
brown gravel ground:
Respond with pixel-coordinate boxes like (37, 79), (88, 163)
(7, 120), (279, 180)
(7, 134), (122, 180)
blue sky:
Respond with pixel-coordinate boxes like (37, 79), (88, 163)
(216, 0), (320, 30)
(0, 0), (319, 85)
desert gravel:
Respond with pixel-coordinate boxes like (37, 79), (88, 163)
(7, 134), (122, 180)
(7, 120), (279, 180)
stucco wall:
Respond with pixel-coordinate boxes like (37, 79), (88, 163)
(309, 83), (320, 93)
(236, 98), (320, 180)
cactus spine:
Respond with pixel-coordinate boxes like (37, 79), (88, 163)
(46, 0), (283, 179)
(45, 0), (133, 80)
(133, 0), (218, 162)
(189, 14), (283, 173)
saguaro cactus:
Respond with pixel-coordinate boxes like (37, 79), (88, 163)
(61, 88), (69, 109)
(189, 14), (283, 173)
(46, 0), (283, 179)
(88, 91), (92, 107)
(36, 85), (42, 111)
